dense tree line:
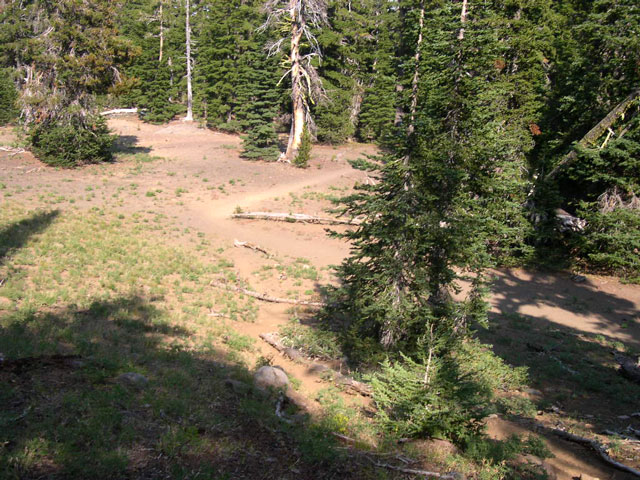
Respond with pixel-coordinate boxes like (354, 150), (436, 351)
(0, 0), (638, 443)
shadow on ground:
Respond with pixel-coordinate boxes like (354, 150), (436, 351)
(0, 210), (59, 266)
(0, 295), (379, 479)
(490, 269), (638, 345)
(112, 135), (152, 156)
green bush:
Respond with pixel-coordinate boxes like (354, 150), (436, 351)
(368, 341), (529, 442)
(0, 69), (18, 126)
(29, 116), (115, 167)
(293, 126), (312, 168)
(574, 202), (640, 283)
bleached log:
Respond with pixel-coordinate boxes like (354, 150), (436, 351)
(231, 211), (360, 225)
(100, 108), (138, 116)
(210, 281), (325, 307)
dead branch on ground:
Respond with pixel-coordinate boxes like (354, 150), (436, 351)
(210, 281), (325, 307)
(233, 239), (273, 257)
(231, 211), (360, 225)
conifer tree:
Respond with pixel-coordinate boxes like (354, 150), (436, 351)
(0, 68), (18, 126)
(2, 0), (134, 165)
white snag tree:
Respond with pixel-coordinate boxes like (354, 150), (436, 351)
(261, 0), (328, 162)
(183, 0), (194, 122)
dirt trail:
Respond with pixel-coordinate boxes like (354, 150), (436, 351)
(1, 118), (639, 479)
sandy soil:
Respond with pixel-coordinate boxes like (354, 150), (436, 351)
(1, 117), (639, 479)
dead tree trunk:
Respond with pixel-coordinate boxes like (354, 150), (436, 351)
(183, 0), (194, 122)
(408, 1), (425, 134)
(158, 1), (164, 64)
(457, 0), (468, 40)
(262, 0), (327, 162)
(545, 89), (640, 182)
(285, 0), (305, 160)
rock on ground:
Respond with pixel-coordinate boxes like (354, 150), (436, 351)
(254, 366), (289, 391)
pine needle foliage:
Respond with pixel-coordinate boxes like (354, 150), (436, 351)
(0, 69), (18, 125)
(293, 125), (312, 167)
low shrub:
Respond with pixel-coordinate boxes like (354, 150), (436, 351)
(293, 126), (312, 168)
(0, 69), (18, 125)
(29, 115), (115, 167)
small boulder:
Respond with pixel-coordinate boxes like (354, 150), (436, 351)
(254, 366), (289, 391)
(116, 372), (149, 388)
(571, 274), (587, 283)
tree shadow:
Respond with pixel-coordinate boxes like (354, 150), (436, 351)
(489, 269), (639, 348)
(0, 295), (377, 479)
(475, 309), (640, 435)
(0, 210), (59, 267)
(112, 135), (152, 155)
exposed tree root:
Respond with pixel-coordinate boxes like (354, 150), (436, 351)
(259, 332), (372, 396)
(550, 428), (640, 478)
(210, 281), (325, 307)
(231, 211), (360, 225)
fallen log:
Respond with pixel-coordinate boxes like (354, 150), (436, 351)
(259, 332), (372, 396)
(100, 108), (138, 116)
(551, 428), (640, 478)
(210, 281), (325, 307)
(231, 211), (360, 226)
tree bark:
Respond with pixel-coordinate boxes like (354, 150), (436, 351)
(158, 1), (164, 64)
(408, 1), (425, 134)
(458, 0), (468, 40)
(183, 0), (194, 122)
(284, 0), (305, 161)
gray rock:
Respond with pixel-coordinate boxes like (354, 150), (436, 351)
(116, 372), (149, 388)
(254, 366), (289, 391)
(571, 274), (587, 283)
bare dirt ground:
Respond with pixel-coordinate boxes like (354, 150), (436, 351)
(1, 117), (639, 479)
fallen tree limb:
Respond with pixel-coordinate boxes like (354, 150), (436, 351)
(545, 89), (640, 182)
(362, 455), (460, 479)
(231, 211), (360, 226)
(233, 239), (273, 257)
(0, 146), (26, 156)
(551, 428), (640, 478)
(259, 332), (372, 396)
(100, 108), (138, 116)
(210, 281), (325, 307)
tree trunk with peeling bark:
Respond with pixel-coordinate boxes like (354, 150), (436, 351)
(285, 0), (305, 160)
